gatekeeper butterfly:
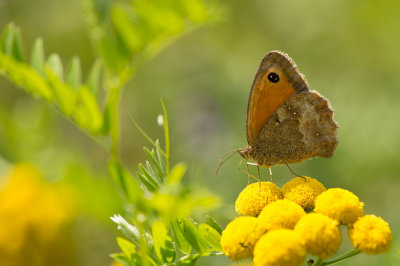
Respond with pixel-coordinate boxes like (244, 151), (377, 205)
(218, 51), (338, 176)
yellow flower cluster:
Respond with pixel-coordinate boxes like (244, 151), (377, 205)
(220, 176), (392, 265)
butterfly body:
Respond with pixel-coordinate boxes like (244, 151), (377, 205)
(238, 51), (338, 167)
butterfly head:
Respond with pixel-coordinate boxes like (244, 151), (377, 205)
(237, 145), (253, 160)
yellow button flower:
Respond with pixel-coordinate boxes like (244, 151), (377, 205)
(281, 176), (326, 210)
(235, 182), (283, 217)
(258, 199), (305, 231)
(295, 213), (341, 260)
(253, 229), (305, 266)
(314, 188), (364, 226)
(220, 216), (264, 261)
(348, 215), (392, 254)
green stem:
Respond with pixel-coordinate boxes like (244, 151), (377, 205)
(313, 258), (322, 266)
(320, 249), (361, 265)
(128, 115), (167, 158)
(161, 99), (170, 174)
(103, 83), (122, 157)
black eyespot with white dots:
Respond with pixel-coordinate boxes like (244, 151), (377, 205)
(267, 72), (280, 83)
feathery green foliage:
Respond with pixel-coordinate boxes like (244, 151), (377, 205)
(0, 0), (222, 264)
(110, 104), (222, 265)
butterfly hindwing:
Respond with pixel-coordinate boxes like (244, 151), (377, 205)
(251, 91), (338, 166)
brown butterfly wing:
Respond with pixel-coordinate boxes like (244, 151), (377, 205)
(246, 51), (309, 146)
(251, 91), (339, 166)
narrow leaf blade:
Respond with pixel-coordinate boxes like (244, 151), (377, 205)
(30, 38), (45, 75)
(0, 23), (14, 55)
(47, 53), (64, 81)
(66, 56), (81, 90)
(12, 27), (25, 62)
(198, 223), (222, 252)
(179, 218), (210, 254)
(170, 218), (192, 255)
(151, 220), (175, 263)
(86, 59), (102, 96)
(205, 215), (223, 234)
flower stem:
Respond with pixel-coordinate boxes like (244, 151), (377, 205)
(313, 258), (322, 266)
(320, 249), (361, 265)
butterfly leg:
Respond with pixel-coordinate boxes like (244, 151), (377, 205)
(268, 167), (273, 183)
(238, 159), (252, 185)
(284, 162), (305, 179)
(243, 162), (259, 184)
(257, 165), (261, 191)
(246, 163), (251, 185)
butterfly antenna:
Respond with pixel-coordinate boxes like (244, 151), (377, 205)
(216, 148), (241, 175)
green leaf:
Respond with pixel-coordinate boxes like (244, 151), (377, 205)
(0, 23), (15, 55)
(170, 219), (192, 255)
(66, 56), (81, 90)
(111, 214), (140, 245)
(117, 237), (137, 258)
(137, 163), (160, 191)
(30, 38), (45, 75)
(205, 215), (223, 235)
(109, 157), (142, 203)
(112, 5), (144, 55)
(47, 53), (64, 81)
(151, 220), (175, 263)
(198, 224), (222, 252)
(12, 27), (25, 62)
(137, 171), (157, 192)
(179, 218), (210, 254)
(173, 254), (200, 266)
(110, 253), (131, 265)
(0, 53), (53, 101)
(45, 67), (76, 115)
(143, 147), (165, 180)
(166, 162), (186, 185)
(86, 59), (102, 96)
(73, 85), (103, 133)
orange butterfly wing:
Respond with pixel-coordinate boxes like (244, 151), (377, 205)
(246, 51), (310, 145)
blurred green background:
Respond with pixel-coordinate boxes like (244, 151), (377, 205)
(1, 0), (399, 265)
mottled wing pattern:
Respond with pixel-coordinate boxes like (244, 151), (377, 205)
(251, 91), (338, 166)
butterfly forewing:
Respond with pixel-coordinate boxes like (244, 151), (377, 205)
(246, 51), (309, 146)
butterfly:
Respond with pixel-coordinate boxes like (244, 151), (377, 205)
(218, 51), (338, 179)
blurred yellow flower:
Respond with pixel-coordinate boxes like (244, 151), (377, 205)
(258, 199), (305, 231)
(253, 229), (305, 266)
(0, 163), (76, 265)
(220, 216), (263, 261)
(235, 182), (283, 217)
(295, 213), (341, 260)
(348, 215), (392, 254)
(281, 176), (326, 210)
(314, 188), (364, 226)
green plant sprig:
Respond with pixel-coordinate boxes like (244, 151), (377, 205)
(110, 103), (222, 265)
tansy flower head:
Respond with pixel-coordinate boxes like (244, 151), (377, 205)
(235, 182), (283, 216)
(258, 199), (305, 231)
(348, 215), (392, 254)
(295, 213), (341, 260)
(314, 188), (364, 226)
(253, 229), (305, 266)
(220, 216), (264, 261)
(282, 176), (326, 210)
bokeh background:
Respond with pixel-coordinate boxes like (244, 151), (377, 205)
(1, 0), (399, 265)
